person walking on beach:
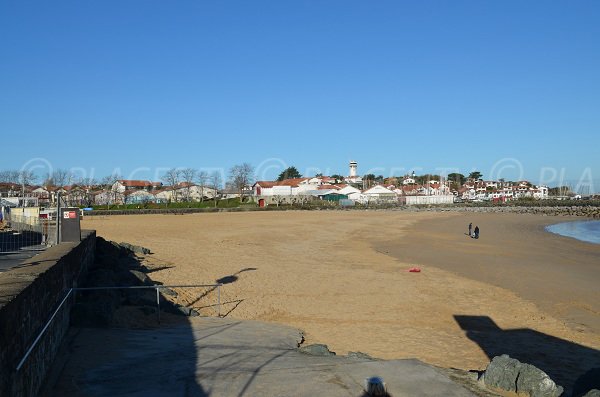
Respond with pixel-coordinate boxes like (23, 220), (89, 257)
(468, 222), (472, 236)
(474, 226), (480, 239)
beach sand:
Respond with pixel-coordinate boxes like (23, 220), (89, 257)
(82, 211), (600, 390)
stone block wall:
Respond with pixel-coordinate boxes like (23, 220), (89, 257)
(0, 230), (96, 397)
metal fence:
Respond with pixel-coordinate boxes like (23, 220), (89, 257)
(0, 213), (54, 253)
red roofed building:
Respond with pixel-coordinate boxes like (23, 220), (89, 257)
(113, 180), (162, 193)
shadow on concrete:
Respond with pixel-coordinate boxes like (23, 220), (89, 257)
(0, 231), (46, 272)
(454, 315), (600, 397)
(47, 237), (210, 396)
(0, 230), (42, 252)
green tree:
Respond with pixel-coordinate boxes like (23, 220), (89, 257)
(277, 166), (302, 181)
(468, 171), (483, 181)
(363, 174), (375, 181)
(447, 173), (466, 186)
(549, 186), (571, 196)
(330, 174), (344, 182)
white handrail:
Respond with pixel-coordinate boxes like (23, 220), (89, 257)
(16, 289), (73, 371)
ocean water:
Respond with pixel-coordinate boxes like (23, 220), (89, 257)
(546, 220), (600, 244)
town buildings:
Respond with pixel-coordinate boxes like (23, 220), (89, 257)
(0, 161), (555, 209)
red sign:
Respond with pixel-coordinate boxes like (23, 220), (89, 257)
(64, 211), (77, 219)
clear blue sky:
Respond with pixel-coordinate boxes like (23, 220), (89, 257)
(1, 1), (598, 189)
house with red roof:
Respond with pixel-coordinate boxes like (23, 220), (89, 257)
(113, 180), (162, 193)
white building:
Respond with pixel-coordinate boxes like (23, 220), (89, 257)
(338, 185), (361, 201)
(359, 185), (397, 204)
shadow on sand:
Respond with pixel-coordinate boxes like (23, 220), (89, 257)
(216, 267), (257, 285)
(187, 268), (257, 310)
(454, 315), (600, 397)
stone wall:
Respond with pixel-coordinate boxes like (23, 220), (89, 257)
(0, 230), (96, 397)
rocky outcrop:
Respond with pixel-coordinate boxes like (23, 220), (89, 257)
(119, 242), (152, 255)
(347, 351), (374, 360)
(299, 344), (336, 356)
(404, 205), (600, 218)
(72, 237), (196, 327)
(482, 355), (563, 397)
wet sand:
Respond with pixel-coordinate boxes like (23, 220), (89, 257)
(376, 213), (600, 333)
(82, 211), (600, 391)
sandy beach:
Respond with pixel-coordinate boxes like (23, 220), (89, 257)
(82, 211), (600, 389)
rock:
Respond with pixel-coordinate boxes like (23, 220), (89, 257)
(298, 344), (336, 356)
(483, 355), (522, 393)
(124, 289), (156, 306)
(347, 351), (373, 360)
(173, 305), (199, 317)
(517, 363), (564, 397)
(482, 355), (563, 397)
(582, 390), (600, 397)
(119, 242), (152, 255)
(160, 287), (178, 297)
(129, 270), (151, 285)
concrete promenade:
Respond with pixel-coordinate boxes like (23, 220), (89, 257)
(48, 317), (483, 397)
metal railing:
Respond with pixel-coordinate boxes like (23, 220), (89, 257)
(15, 283), (222, 372)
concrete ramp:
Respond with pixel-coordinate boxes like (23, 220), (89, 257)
(49, 317), (479, 396)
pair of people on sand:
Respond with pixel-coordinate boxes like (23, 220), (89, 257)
(468, 222), (479, 239)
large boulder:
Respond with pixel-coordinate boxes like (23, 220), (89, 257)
(483, 355), (522, 392)
(483, 355), (563, 397)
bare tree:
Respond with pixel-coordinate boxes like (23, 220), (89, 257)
(101, 174), (121, 209)
(74, 177), (97, 207)
(17, 170), (37, 199)
(180, 168), (197, 202)
(196, 171), (209, 203)
(42, 174), (54, 187)
(0, 170), (19, 184)
(273, 195), (285, 207)
(46, 169), (70, 188)
(211, 171), (222, 208)
(161, 168), (181, 203)
(228, 163), (254, 202)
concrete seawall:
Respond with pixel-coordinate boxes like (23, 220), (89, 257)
(0, 230), (96, 397)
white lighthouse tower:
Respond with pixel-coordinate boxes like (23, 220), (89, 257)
(346, 161), (362, 185)
(349, 161), (358, 178)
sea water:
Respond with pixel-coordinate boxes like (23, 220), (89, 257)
(546, 220), (600, 244)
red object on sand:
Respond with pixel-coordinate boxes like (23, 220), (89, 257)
(408, 267), (421, 273)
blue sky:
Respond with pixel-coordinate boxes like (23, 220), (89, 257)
(1, 1), (599, 189)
